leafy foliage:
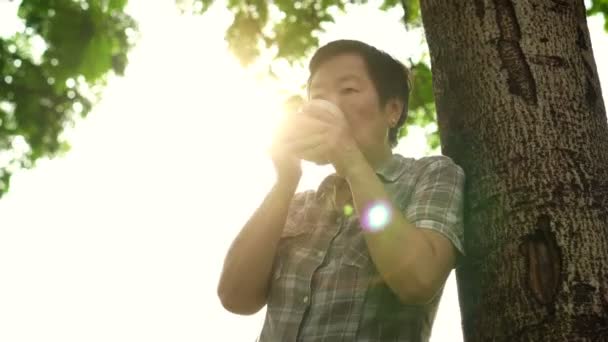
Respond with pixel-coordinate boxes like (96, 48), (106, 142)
(1, 0), (605, 198)
(184, 0), (421, 65)
(588, 0), (608, 31)
(186, 0), (606, 155)
(186, 0), (437, 148)
(380, 0), (420, 27)
(401, 61), (439, 151)
(0, 0), (136, 197)
(187, 0), (607, 65)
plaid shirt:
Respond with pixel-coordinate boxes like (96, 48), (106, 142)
(259, 154), (465, 342)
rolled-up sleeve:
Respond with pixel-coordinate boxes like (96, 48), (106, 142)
(404, 156), (465, 255)
(282, 190), (315, 237)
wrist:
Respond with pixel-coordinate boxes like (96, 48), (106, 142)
(335, 148), (370, 180)
(275, 173), (301, 193)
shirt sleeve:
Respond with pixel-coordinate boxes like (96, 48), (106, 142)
(282, 190), (315, 237)
(404, 156), (466, 255)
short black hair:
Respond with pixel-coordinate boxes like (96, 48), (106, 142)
(307, 40), (411, 148)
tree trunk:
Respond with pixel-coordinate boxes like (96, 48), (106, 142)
(420, 0), (608, 340)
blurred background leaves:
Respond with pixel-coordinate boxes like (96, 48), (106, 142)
(1, 0), (606, 197)
(0, 0), (137, 196)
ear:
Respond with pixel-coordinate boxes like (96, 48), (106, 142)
(385, 98), (405, 127)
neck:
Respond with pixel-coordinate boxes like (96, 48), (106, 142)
(366, 144), (393, 171)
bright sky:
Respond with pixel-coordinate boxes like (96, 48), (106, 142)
(0, 1), (606, 341)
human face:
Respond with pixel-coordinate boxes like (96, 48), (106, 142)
(308, 53), (400, 163)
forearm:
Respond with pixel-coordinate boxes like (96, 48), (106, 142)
(217, 178), (299, 314)
(343, 153), (441, 304)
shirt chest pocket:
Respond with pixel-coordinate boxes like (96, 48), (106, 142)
(340, 243), (371, 269)
(270, 230), (311, 282)
(337, 234), (374, 293)
(267, 232), (314, 309)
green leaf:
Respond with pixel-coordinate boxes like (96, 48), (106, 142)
(176, 0), (215, 14)
(403, 0), (421, 24)
(408, 62), (434, 111)
(380, 0), (421, 27)
(426, 129), (440, 151)
(225, 9), (264, 65)
(380, 0), (400, 11)
(0, 0), (136, 198)
(108, 0), (128, 11)
(587, 0), (608, 31)
(80, 34), (113, 82)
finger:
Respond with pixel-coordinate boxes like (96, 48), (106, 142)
(287, 136), (329, 163)
(301, 100), (342, 123)
(274, 113), (319, 142)
(288, 114), (331, 140)
(284, 133), (326, 155)
(283, 95), (305, 115)
(297, 144), (330, 165)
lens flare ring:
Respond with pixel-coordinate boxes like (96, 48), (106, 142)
(361, 200), (392, 232)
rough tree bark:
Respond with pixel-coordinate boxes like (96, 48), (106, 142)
(420, 0), (608, 340)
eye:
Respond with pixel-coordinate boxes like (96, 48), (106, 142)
(341, 87), (359, 94)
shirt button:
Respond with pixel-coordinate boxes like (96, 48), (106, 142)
(302, 296), (309, 304)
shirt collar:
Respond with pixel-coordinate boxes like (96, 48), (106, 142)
(375, 154), (408, 183)
(315, 174), (342, 201)
(316, 154), (408, 201)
